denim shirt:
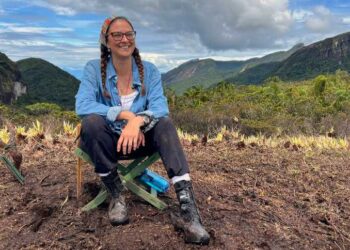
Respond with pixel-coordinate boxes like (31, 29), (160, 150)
(75, 58), (169, 133)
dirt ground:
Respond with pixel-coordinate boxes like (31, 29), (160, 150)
(1, 137), (350, 250)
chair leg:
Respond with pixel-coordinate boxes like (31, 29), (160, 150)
(74, 148), (168, 210)
(122, 178), (168, 210)
(81, 188), (108, 212)
(76, 157), (83, 199)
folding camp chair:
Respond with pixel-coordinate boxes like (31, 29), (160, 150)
(75, 148), (168, 211)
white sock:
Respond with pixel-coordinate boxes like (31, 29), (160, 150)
(98, 171), (111, 177)
(171, 173), (191, 184)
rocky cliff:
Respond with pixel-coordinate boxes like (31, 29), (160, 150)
(272, 31), (350, 81)
(228, 31), (350, 84)
(0, 52), (26, 104)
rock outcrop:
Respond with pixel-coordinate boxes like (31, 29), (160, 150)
(0, 52), (26, 104)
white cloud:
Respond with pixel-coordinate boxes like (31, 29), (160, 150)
(29, 0), (293, 50)
(57, 19), (99, 29)
(304, 5), (332, 32)
(314, 5), (331, 16)
(140, 52), (187, 72)
(306, 18), (330, 32)
(31, 0), (118, 16)
(0, 22), (73, 34)
(3, 0), (350, 76)
(292, 9), (313, 22)
(0, 39), (55, 47)
(30, 0), (77, 16)
(50, 5), (76, 16)
(9, 26), (72, 33)
(342, 17), (350, 24)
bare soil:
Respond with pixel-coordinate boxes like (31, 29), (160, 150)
(1, 137), (350, 249)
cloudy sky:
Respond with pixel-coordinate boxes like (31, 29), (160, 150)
(1, 0), (350, 78)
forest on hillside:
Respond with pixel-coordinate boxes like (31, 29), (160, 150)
(168, 70), (350, 137)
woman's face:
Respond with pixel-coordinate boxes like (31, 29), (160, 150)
(107, 19), (136, 59)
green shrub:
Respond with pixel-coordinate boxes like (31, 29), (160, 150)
(240, 119), (278, 136)
(171, 72), (350, 136)
(25, 102), (62, 115)
(58, 111), (80, 124)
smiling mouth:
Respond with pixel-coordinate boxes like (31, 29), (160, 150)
(117, 43), (132, 49)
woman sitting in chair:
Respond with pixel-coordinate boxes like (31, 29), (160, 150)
(75, 16), (209, 245)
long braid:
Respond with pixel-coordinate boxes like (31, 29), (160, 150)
(132, 47), (146, 96)
(100, 44), (111, 98)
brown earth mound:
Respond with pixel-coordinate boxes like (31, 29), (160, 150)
(1, 138), (350, 249)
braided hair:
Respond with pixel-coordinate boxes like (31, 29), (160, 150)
(100, 44), (111, 98)
(132, 47), (145, 96)
(100, 16), (145, 98)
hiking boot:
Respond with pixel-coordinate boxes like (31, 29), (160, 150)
(108, 195), (128, 226)
(101, 170), (129, 225)
(172, 180), (210, 245)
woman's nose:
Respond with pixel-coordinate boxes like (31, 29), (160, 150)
(121, 34), (129, 42)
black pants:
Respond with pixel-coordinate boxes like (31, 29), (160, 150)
(80, 114), (189, 178)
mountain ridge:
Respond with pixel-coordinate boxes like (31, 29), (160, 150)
(228, 31), (350, 84)
(164, 31), (350, 93)
(16, 58), (80, 110)
(162, 43), (304, 93)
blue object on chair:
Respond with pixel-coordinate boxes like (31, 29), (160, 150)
(137, 169), (169, 193)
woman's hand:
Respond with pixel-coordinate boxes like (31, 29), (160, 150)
(137, 131), (145, 148)
(117, 116), (144, 154)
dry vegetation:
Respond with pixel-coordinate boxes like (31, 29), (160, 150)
(1, 122), (350, 249)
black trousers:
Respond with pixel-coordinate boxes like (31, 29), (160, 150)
(79, 114), (189, 178)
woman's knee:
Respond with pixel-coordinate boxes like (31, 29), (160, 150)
(81, 114), (107, 135)
(156, 117), (175, 131)
(153, 117), (178, 142)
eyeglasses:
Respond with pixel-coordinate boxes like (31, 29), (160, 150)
(108, 31), (136, 41)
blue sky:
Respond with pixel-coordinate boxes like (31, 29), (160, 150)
(0, 0), (350, 79)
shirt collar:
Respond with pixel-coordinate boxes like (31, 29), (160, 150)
(106, 57), (142, 88)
